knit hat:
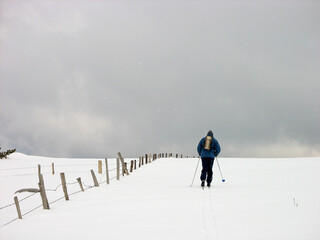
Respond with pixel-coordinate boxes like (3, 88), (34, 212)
(207, 130), (213, 137)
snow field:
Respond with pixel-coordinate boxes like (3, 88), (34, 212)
(1, 153), (320, 240)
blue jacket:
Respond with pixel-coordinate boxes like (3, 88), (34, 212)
(197, 135), (221, 159)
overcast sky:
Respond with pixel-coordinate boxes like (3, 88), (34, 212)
(0, 0), (319, 158)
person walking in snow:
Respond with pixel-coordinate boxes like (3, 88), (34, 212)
(197, 130), (221, 187)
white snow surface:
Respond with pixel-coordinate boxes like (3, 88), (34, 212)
(1, 153), (319, 240)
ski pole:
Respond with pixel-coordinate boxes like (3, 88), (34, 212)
(216, 157), (225, 182)
(190, 156), (201, 187)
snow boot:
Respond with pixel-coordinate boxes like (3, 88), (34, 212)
(201, 181), (205, 187)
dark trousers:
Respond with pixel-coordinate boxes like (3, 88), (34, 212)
(200, 157), (215, 184)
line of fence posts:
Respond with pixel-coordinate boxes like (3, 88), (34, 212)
(11, 152), (171, 222)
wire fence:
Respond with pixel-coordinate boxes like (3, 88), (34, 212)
(0, 168), (118, 228)
(0, 153), (193, 228)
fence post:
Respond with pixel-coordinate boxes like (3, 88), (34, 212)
(38, 174), (50, 209)
(134, 160), (137, 170)
(52, 163), (55, 175)
(38, 164), (41, 182)
(122, 162), (126, 176)
(145, 154), (148, 164)
(77, 177), (84, 192)
(14, 196), (22, 219)
(130, 160), (133, 172)
(117, 158), (120, 180)
(142, 156), (144, 165)
(117, 152), (129, 175)
(98, 160), (102, 174)
(139, 157), (141, 168)
(105, 158), (110, 185)
(90, 170), (99, 187)
(60, 173), (69, 201)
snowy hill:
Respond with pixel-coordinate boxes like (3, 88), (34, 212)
(1, 153), (319, 240)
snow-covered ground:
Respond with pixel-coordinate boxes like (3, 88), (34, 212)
(1, 153), (319, 240)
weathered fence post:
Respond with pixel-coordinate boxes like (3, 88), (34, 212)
(98, 160), (102, 174)
(38, 164), (41, 182)
(38, 174), (50, 209)
(14, 196), (22, 219)
(117, 158), (120, 180)
(122, 162), (126, 176)
(60, 173), (69, 201)
(105, 158), (110, 185)
(134, 160), (137, 170)
(130, 160), (133, 172)
(118, 152), (129, 175)
(139, 157), (141, 168)
(142, 156), (144, 165)
(145, 154), (148, 164)
(52, 163), (55, 175)
(77, 177), (84, 192)
(90, 170), (99, 187)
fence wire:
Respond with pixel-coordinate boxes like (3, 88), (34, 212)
(0, 157), (152, 228)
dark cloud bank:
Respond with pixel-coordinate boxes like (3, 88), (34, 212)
(1, 0), (319, 158)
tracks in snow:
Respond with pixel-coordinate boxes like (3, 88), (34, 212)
(201, 188), (219, 240)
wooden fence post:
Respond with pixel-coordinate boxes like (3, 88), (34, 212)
(38, 174), (50, 209)
(117, 158), (120, 180)
(77, 177), (84, 192)
(134, 160), (137, 170)
(98, 160), (102, 174)
(130, 160), (133, 172)
(60, 173), (69, 201)
(139, 157), (141, 167)
(14, 196), (22, 219)
(117, 152), (129, 175)
(142, 156), (144, 165)
(145, 154), (148, 164)
(52, 163), (55, 175)
(122, 162), (125, 176)
(91, 170), (99, 187)
(105, 158), (110, 185)
(38, 164), (41, 182)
